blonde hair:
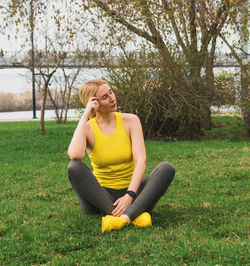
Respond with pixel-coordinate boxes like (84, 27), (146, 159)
(79, 78), (108, 106)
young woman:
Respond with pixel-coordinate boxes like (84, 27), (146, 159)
(67, 78), (175, 233)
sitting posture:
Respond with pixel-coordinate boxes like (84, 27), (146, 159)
(67, 78), (175, 233)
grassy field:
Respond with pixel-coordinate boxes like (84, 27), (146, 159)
(0, 116), (249, 265)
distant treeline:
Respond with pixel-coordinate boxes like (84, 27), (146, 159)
(0, 91), (42, 112)
(0, 70), (236, 112)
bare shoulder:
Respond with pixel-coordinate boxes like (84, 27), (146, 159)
(121, 113), (141, 138)
(121, 113), (140, 124)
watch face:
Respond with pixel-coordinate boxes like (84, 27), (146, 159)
(127, 190), (136, 198)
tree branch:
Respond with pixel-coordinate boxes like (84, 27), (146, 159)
(189, 0), (197, 54)
(176, 1), (189, 47)
(138, 0), (166, 47)
(219, 33), (244, 67)
(200, 0), (229, 54)
(92, 0), (157, 45)
(92, 0), (176, 69)
(0, 1), (22, 15)
(163, 0), (188, 56)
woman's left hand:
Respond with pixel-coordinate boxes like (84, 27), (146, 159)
(112, 194), (133, 217)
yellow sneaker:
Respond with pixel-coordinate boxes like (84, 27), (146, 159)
(131, 212), (152, 228)
(102, 215), (128, 233)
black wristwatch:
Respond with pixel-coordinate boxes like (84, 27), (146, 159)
(126, 190), (136, 199)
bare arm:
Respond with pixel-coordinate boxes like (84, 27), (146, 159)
(128, 115), (146, 192)
(67, 97), (99, 160)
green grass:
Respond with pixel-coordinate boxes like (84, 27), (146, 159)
(0, 117), (249, 265)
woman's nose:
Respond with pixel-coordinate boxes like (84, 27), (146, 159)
(109, 94), (115, 102)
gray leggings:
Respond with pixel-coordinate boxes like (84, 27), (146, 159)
(67, 160), (175, 221)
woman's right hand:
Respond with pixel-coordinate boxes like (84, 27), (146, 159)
(68, 96), (98, 160)
(84, 97), (99, 119)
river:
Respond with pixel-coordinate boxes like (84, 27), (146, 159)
(0, 67), (104, 121)
(0, 109), (80, 121)
(0, 106), (240, 122)
(0, 67), (241, 121)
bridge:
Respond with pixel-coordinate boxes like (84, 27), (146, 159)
(0, 51), (106, 69)
(0, 51), (248, 69)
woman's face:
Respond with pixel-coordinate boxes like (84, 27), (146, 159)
(95, 83), (117, 113)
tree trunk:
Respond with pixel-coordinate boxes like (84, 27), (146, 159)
(55, 108), (61, 123)
(40, 86), (47, 134)
(64, 105), (69, 124)
(30, 0), (37, 119)
(241, 66), (250, 137)
(202, 49), (215, 130)
(40, 74), (54, 134)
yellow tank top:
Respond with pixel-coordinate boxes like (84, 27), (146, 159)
(89, 112), (135, 189)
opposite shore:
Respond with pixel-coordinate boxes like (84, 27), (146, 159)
(0, 106), (242, 122)
(0, 109), (80, 122)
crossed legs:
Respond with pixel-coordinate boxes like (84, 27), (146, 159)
(67, 160), (175, 222)
(67, 160), (114, 215)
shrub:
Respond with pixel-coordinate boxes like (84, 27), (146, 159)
(211, 71), (237, 106)
(106, 52), (209, 140)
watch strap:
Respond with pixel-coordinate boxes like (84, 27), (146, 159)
(126, 190), (136, 199)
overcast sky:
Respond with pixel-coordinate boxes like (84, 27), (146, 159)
(0, 66), (109, 94)
(0, 0), (244, 95)
(0, 68), (31, 94)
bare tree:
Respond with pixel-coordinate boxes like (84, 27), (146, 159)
(37, 65), (59, 134)
(80, 0), (247, 138)
(219, 0), (249, 136)
(1, 0), (90, 133)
